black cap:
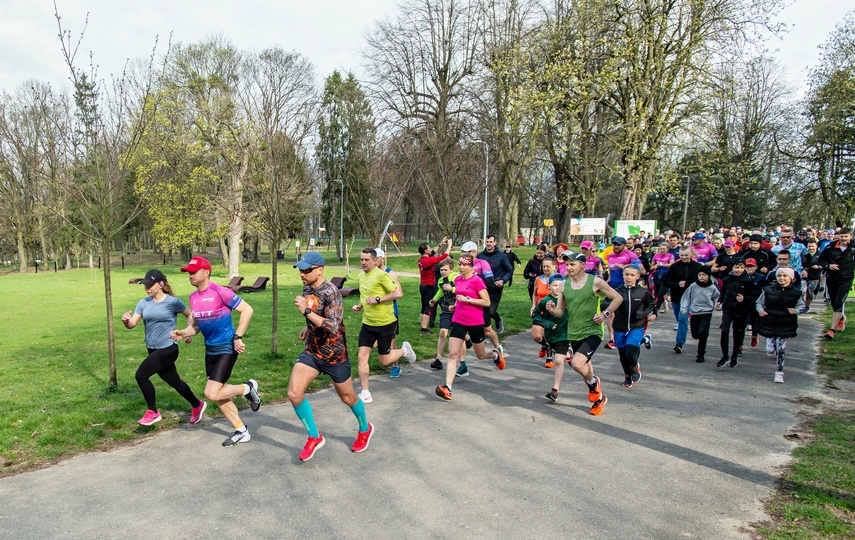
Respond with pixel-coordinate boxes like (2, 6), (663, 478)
(749, 234), (763, 242)
(565, 252), (587, 263)
(140, 269), (167, 288)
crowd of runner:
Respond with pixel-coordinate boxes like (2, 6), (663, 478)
(123, 225), (853, 461)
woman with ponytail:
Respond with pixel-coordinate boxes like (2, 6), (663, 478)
(122, 269), (206, 426)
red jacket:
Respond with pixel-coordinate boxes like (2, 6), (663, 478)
(417, 253), (448, 285)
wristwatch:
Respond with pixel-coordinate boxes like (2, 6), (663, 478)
(465, 296), (471, 303)
(233, 334), (243, 341)
(375, 296), (381, 304)
(304, 307), (312, 316)
(602, 310), (611, 319)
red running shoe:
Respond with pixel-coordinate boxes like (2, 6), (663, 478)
(351, 423), (374, 453)
(587, 376), (602, 402)
(538, 347), (547, 358)
(590, 396), (608, 416)
(299, 435), (325, 461)
(750, 335), (759, 347)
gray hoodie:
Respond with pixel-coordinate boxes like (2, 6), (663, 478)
(680, 282), (720, 315)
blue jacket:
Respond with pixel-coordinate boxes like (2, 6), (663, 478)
(477, 248), (513, 286)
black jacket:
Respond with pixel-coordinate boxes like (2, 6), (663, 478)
(720, 273), (756, 316)
(755, 284), (801, 338)
(818, 240), (855, 281)
(663, 260), (702, 303)
(612, 284), (655, 332)
(802, 251), (823, 281)
(523, 256), (544, 282)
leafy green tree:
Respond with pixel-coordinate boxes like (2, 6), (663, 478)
(316, 71), (376, 242)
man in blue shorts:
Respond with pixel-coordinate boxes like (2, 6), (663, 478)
(288, 252), (373, 461)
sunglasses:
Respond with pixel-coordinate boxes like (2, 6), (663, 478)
(299, 266), (319, 274)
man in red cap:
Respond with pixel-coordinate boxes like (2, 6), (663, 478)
(172, 256), (261, 447)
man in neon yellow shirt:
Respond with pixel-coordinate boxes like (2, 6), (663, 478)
(352, 247), (415, 403)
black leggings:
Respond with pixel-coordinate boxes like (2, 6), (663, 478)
(690, 313), (713, 358)
(136, 344), (200, 411)
(618, 345), (641, 377)
(654, 277), (668, 311)
(720, 311), (748, 359)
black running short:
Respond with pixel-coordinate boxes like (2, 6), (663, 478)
(449, 323), (485, 344)
(205, 352), (238, 384)
(569, 335), (602, 362)
(358, 322), (397, 354)
(439, 311), (453, 330)
(546, 340), (571, 356)
(297, 350), (352, 384)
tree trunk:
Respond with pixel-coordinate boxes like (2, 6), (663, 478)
(16, 229), (28, 273)
(101, 241), (118, 388)
(270, 236), (280, 355)
(620, 167), (643, 219)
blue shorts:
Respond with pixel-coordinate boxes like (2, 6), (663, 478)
(614, 328), (644, 349)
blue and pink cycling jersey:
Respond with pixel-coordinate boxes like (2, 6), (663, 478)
(652, 252), (675, 277)
(472, 258), (494, 282)
(189, 282), (243, 354)
(607, 249), (642, 287)
(584, 255), (604, 275)
(692, 242), (718, 264)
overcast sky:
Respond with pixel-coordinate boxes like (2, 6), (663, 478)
(0, 1), (852, 99)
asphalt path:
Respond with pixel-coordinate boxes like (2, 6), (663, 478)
(0, 312), (826, 539)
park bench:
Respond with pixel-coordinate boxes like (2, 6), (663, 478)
(128, 277), (144, 284)
(330, 276), (359, 298)
(237, 276), (270, 293)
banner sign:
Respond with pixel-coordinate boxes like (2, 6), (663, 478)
(614, 220), (657, 238)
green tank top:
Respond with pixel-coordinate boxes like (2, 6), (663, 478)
(565, 274), (603, 341)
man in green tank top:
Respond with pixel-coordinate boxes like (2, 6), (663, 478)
(554, 253), (623, 415)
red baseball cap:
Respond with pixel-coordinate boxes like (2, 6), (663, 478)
(744, 258), (757, 267)
(180, 256), (212, 273)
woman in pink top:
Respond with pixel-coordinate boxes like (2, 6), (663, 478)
(651, 243), (676, 312)
(553, 243), (569, 275)
(435, 255), (507, 401)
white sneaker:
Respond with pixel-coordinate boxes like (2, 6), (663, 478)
(774, 371), (784, 383)
(401, 341), (416, 364)
(358, 389), (373, 403)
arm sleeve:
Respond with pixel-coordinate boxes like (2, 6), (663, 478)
(756, 291), (766, 312)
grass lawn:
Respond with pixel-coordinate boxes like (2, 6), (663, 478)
(755, 307), (855, 539)
(0, 245), (539, 476)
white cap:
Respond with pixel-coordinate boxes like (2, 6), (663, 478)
(461, 241), (478, 252)
(374, 247), (385, 258)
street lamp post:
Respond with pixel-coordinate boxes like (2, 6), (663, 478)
(473, 139), (489, 243)
(333, 179), (344, 262)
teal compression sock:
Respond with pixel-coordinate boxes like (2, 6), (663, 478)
(350, 399), (369, 432)
(293, 398), (319, 438)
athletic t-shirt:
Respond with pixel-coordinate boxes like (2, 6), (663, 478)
(452, 274), (487, 326)
(584, 255), (604, 275)
(533, 294), (569, 343)
(652, 253), (674, 277)
(356, 267), (398, 326)
(692, 242), (718, 264)
(134, 295), (186, 349)
(606, 249), (641, 287)
(303, 279), (347, 364)
(564, 274), (603, 341)
(189, 282), (242, 354)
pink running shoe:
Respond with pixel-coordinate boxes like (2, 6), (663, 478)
(138, 409), (161, 426)
(351, 423), (375, 453)
(190, 400), (207, 424)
